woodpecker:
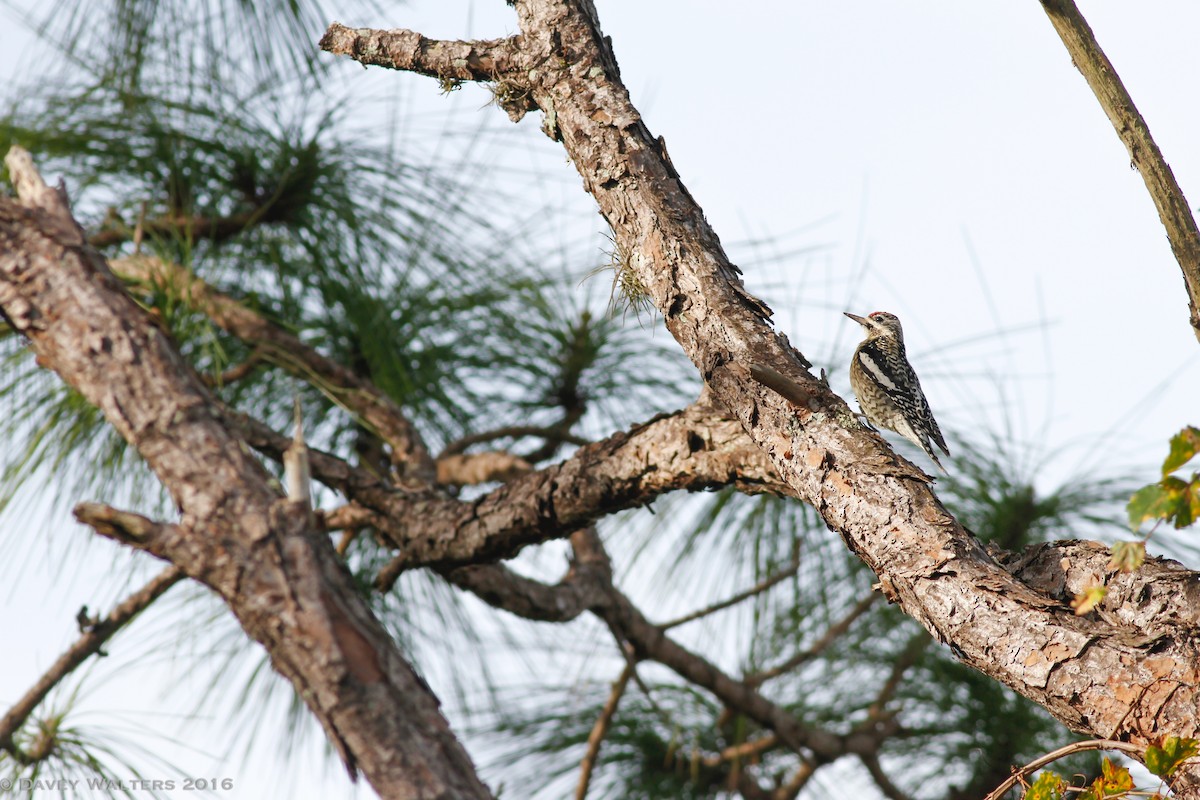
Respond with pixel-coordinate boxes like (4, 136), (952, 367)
(845, 311), (949, 472)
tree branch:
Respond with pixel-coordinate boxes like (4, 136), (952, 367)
(0, 565), (184, 758)
(454, 528), (894, 765)
(1040, 0), (1200, 341)
(322, 1), (1200, 787)
(440, 425), (590, 458)
(574, 662), (633, 800)
(659, 543), (800, 631)
(981, 739), (1146, 800)
(0, 147), (491, 799)
(859, 753), (915, 800)
(746, 593), (879, 688)
(318, 23), (524, 87)
(371, 400), (790, 573)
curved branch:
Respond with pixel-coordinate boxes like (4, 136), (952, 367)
(381, 400), (791, 570)
(981, 738), (1146, 800)
(440, 425), (590, 458)
(1040, 0), (1200, 341)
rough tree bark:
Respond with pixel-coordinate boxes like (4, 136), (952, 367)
(2, 1), (1199, 798)
(0, 149), (492, 800)
(319, 0), (1200, 791)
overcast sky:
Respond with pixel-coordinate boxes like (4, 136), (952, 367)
(2, 2), (1199, 798)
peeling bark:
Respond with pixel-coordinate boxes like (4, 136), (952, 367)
(320, 1), (1200, 789)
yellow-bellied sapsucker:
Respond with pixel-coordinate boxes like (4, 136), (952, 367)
(845, 311), (949, 472)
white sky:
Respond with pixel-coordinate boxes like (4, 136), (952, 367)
(2, 1), (1199, 798)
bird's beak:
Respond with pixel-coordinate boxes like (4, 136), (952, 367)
(844, 312), (868, 326)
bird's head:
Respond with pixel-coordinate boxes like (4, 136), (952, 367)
(844, 310), (904, 341)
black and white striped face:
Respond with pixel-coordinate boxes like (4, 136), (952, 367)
(845, 310), (904, 341)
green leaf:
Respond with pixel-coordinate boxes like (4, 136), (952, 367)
(1107, 541), (1146, 573)
(1188, 478), (1200, 529)
(1026, 770), (1066, 800)
(1145, 735), (1199, 778)
(1071, 585), (1107, 616)
(1127, 477), (1189, 531)
(1162, 426), (1200, 476)
(1090, 757), (1133, 796)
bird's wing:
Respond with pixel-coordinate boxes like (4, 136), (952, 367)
(856, 341), (949, 455)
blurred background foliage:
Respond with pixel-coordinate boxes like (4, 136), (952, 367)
(0, 1), (1159, 798)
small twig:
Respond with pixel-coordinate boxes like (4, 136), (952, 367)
(375, 553), (406, 593)
(336, 530), (360, 556)
(859, 753), (914, 800)
(439, 425), (590, 457)
(73, 503), (173, 547)
(200, 350), (263, 388)
(867, 632), (930, 720)
(132, 201), (147, 254)
(772, 760), (817, 800)
(521, 408), (588, 465)
(982, 739), (1147, 800)
(701, 735), (778, 767)
(660, 543), (800, 630)
(574, 662), (634, 800)
(0, 566), (184, 754)
(746, 593), (879, 687)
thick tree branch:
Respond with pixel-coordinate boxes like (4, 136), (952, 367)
(0, 565), (184, 758)
(322, 2), (1200, 788)
(113, 255), (435, 481)
(318, 24), (525, 91)
(1040, 0), (1200, 341)
(0, 147), (490, 800)
(237, 393), (787, 580)
(379, 400), (790, 570)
